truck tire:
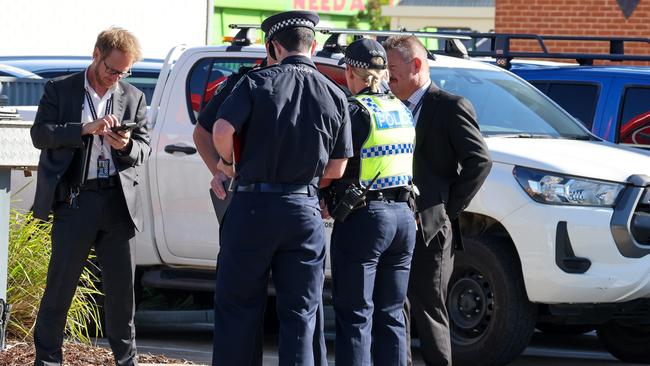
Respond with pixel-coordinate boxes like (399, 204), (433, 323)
(536, 322), (594, 335)
(597, 321), (650, 363)
(449, 236), (537, 366)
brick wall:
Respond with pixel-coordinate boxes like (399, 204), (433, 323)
(495, 0), (650, 65)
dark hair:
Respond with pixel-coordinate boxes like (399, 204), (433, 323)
(273, 27), (314, 53)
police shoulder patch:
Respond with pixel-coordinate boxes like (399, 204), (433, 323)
(231, 73), (249, 90)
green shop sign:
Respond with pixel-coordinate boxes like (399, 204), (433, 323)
(216, 0), (367, 15)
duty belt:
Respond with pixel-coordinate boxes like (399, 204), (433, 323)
(236, 183), (317, 196)
(365, 187), (411, 202)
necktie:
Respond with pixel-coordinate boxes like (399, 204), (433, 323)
(402, 99), (413, 111)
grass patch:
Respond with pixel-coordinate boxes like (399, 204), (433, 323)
(7, 209), (103, 343)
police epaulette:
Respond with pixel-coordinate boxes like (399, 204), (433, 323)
(237, 65), (255, 74)
(245, 63), (279, 75)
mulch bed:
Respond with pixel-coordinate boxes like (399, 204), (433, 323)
(0, 341), (195, 365)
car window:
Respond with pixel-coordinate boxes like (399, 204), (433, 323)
(186, 58), (260, 124)
(185, 58), (351, 124)
(315, 63), (350, 95)
(124, 71), (159, 105)
(37, 70), (74, 78)
(530, 82), (599, 130)
(430, 66), (590, 139)
(618, 86), (650, 147)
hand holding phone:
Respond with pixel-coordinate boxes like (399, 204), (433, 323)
(111, 122), (137, 132)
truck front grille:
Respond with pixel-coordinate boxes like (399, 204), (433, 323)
(631, 188), (650, 245)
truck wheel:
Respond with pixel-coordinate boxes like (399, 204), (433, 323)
(597, 321), (650, 363)
(449, 236), (537, 366)
(536, 322), (594, 335)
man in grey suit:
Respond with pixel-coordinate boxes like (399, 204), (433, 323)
(384, 36), (492, 366)
(30, 27), (150, 366)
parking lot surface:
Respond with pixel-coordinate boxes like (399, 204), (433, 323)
(100, 326), (647, 366)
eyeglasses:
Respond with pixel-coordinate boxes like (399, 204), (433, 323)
(103, 59), (131, 78)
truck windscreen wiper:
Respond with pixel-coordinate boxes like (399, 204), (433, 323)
(562, 135), (597, 141)
(488, 133), (556, 139)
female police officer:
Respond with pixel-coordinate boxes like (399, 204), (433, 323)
(325, 38), (416, 366)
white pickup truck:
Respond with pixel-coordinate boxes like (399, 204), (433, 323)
(12, 39), (650, 365)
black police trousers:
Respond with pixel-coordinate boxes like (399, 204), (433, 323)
(212, 192), (325, 366)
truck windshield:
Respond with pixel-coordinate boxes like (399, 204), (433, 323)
(429, 66), (591, 139)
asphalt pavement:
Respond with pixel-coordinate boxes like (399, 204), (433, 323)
(99, 327), (648, 366)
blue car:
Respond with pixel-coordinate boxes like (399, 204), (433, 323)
(0, 56), (163, 104)
(509, 62), (650, 149)
(440, 32), (650, 150)
(0, 63), (41, 79)
(0, 55), (162, 79)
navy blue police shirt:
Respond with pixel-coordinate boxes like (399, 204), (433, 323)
(197, 66), (255, 133)
(216, 55), (353, 186)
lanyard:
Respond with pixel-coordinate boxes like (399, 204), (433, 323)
(84, 90), (113, 155)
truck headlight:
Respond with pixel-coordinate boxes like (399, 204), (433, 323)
(513, 166), (624, 207)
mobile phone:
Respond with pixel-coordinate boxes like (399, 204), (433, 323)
(111, 122), (137, 132)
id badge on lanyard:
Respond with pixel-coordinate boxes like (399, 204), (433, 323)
(97, 155), (110, 179)
(85, 90), (113, 180)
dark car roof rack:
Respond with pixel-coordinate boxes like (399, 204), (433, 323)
(430, 32), (650, 68)
(228, 24), (471, 60)
(227, 24), (262, 46)
(316, 28), (470, 59)
(227, 26), (650, 68)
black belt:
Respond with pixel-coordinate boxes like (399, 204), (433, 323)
(82, 176), (120, 190)
(236, 183), (317, 196)
(365, 187), (410, 202)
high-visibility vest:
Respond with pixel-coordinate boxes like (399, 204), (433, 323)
(353, 93), (415, 190)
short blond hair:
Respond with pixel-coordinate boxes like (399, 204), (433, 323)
(383, 35), (428, 63)
(94, 26), (142, 62)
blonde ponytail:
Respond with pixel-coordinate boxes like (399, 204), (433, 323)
(351, 56), (388, 93)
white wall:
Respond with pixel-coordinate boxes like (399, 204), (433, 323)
(382, 5), (495, 33)
(0, 0), (210, 59)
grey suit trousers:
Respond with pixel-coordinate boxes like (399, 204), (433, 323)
(34, 185), (138, 366)
(405, 222), (454, 366)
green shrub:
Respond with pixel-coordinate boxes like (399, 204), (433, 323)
(7, 209), (103, 343)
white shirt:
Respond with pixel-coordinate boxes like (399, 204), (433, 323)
(404, 80), (431, 125)
(83, 69), (118, 179)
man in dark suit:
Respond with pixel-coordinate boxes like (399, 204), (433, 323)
(383, 35), (492, 366)
(30, 27), (150, 366)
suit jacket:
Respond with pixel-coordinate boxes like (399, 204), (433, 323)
(414, 83), (492, 248)
(30, 71), (151, 231)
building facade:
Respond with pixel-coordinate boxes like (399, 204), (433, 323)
(496, 0), (650, 64)
(0, 0), (210, 58)
(214, 0), (398, 45)
(381, 0), (495, 33)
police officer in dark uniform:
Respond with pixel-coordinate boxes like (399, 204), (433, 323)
(323, 39), (416, 366)
(210, 10), (353, 366)
(194, 51), (329, 366)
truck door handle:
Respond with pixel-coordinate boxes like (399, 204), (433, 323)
(164, 144), (197, 155)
